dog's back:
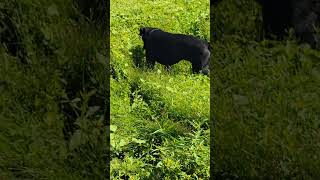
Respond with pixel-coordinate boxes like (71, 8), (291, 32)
(144, 29), (209, 65)
(140, 27), (210, 74)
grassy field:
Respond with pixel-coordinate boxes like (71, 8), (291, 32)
(212, 0), (320, 178)
(110, 0), (210, 179)
(0, 0), (107, 179)
(4, 0), (318, 179)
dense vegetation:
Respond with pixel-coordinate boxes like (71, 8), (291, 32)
(0, 0), (107, 179)
(110, 0), (210, 179)
(4, 0), (318, 179)
(212, 0), (320, 178)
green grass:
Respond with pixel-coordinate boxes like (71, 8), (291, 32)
(0, 0), (107, 179)
(212, 0), (320, 178)
(110, 0), (210, 179)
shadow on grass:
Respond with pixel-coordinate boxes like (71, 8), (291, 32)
(130, 45), (146, 69)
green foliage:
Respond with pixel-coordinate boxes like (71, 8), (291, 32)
(212, 0), (320, 178)
(0, 0), (107, 179)
(110, 0), (210, 179)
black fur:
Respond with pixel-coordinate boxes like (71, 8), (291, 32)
(257, 0), (319, 48)
(139, 27), (210, 75)
(213, 0), (320, 48)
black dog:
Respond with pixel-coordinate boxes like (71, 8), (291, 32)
(257, 0), (319, 48)
(139, 27), (210, 75)
(212, 0), (320, 48)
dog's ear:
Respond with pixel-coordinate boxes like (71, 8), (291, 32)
(139, 27), (146, 36)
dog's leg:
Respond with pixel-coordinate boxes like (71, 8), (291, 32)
(192, 62), (201, 74)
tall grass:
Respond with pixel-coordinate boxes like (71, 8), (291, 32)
(212, 0), (320, 178)
(110, 0), (210, 179)
(0, 0), (107, 179)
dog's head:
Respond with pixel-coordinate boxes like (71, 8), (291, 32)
(139, 27), (153, 38)
(139, 27), (147, 37)
(139, 27), (159, 38)
(139, 27), (160, 49)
